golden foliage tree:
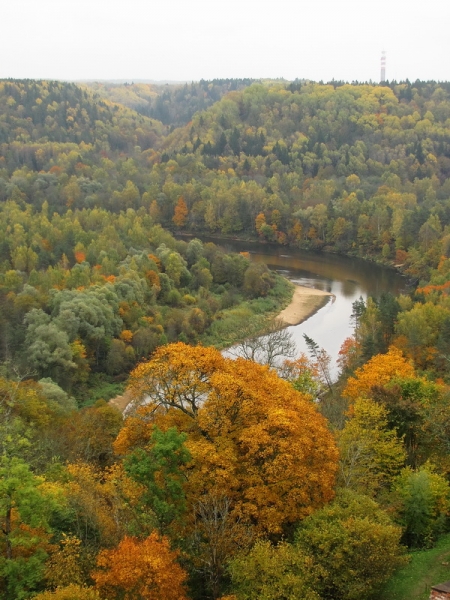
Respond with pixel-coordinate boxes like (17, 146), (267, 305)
(118, 343), (338, 534)
(44, 534), (85, 589)
(118, 343), (338, 597)
(92, 533), (188, 600)
(173, 196), (188, 228)
(343, 346), (415, 402)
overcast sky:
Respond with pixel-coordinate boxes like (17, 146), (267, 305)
(2, 0), (449, 83)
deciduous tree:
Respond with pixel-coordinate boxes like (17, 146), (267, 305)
(92, 533), (188, 600)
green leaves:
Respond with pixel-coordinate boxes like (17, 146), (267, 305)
(124, 426), (191, 534)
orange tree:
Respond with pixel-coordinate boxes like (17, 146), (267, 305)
(115, 343), (338, 597)
(119, 342), (338, 534)
(342, 346), (415, 403)
(92, 533), (188, 600)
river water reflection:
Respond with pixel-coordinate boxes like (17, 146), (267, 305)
(196, 237), (409, 378)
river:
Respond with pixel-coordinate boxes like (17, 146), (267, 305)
(191, 237), (409, 377)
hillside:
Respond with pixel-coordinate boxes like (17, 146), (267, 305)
(83, 78), (259, 126)
(1, 77), (450, 600)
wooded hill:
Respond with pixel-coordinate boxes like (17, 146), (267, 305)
(1, 77), (450, 600)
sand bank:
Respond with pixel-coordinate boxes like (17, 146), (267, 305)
(276, 285), (333, 326)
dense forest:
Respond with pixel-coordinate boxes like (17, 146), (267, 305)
(1, 77), (450, 599)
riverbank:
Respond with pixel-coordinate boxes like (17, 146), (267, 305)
(276, 285), (333, 326)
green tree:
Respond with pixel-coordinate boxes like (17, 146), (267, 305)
(24, 310), (76, 386)
(228, 540), (322, 600)
(392, 466), (450, 548)
(295, 490), (407, 600)
(0, 457), (56, 599)
(124, 426), (191, 534)
(338, 397), (406, 497)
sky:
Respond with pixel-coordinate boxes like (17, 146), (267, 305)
(2, 0), (449, 83)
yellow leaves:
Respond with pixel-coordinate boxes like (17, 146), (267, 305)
(343, 346), (415, 402)
(338, 398), (406, 496)
(45, 534), (85, 588)
(65, 462), (127, 547)
(127, 342), (226, 416)
(119, 329), (133, 343)
(33, 585), (101, 599)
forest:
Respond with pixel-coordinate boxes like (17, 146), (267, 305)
(0, 77), (450, 599)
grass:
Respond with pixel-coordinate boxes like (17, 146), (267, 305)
(77, 375), (126, 407)
(200, 275), (294, 349)
(378, 533), (450, 600)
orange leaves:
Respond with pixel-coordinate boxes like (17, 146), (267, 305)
(145, 269), (160, 287)
(123, 343), (339, 536)
(337, 336), (361, 375)
(119, 330), (133, 343)
(343, 346), (415, 402)
(172, 196), (188, 228)
(92, 533), (188, 600)
(417, 280), (450, 296)
(255, 212), (266, 233)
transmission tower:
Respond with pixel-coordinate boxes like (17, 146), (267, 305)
(381, 50), (386, 83)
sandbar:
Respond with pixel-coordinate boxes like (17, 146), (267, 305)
(276, 285), (333, 326)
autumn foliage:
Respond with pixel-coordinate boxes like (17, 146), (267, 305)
(343, 346), (415, 402)
(92, 533), (188, 600)
(173, 196), (189, 227)
(118, 343), (339, 535)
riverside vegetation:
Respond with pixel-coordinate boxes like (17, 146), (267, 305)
(0, 77), (450, 599)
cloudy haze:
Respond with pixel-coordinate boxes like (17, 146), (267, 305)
(3, 0), (449, 83)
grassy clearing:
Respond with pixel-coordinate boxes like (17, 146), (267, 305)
(79, 375), (126, 407)
(379, 534), (450, 600)
(201, 275), (294, 349)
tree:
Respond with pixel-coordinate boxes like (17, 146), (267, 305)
(23, 309), (76, 386)
(44, 535), (85, 589)
(337, 398), (406, 497)
(124, 426), (191, 534)
(303, 334), (333, 394)
(64, 462), (127, 549)
(343, 346), (415, 403)
(392, 466), (450, 548)
(32, 585), (101, 600)
(0, 457), (56, 599)
(118, 343), (338, 596)
(227, 540), (322, 600)
(242, 263), (274, 298)
(173, 196), (189, 227)
(295, 490), (408, 600)
(52, 401), (122, 468)
(119, 343), (338, 535)
(229, 318), (297, 369)
(278, 354), (321, 398)
(92, 533), (188, 600)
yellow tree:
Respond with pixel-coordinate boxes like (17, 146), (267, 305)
(343, 346), (415, 403)
(32, 585), (101, 600)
